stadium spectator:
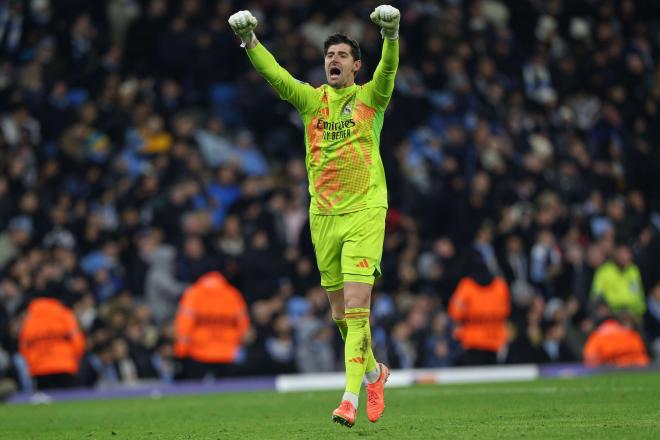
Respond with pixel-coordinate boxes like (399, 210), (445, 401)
(19, 292), (85, 389)
(264, 313), (296, 374)
(77, 339), (117, 387)
(449, 252), (510, 365)
(0, 281), (18, 399)
(145, 244), (187, 326)
(539, 317), (577, 364)
(583, 316), (650, 368)
(231, 130), (269, 177)
(389, 321), (417, 369)
(0, 217), (33, 269)
(498, 233), (532, 305)
(529, 229), (562, 299)
(174, 271), (249, 379)
(241, 300), (277, 375)
(590, 243), (646, 320)
(175, 235), (218, 283)
(541, 298), (577, 363)
(293, 287), (335, 373)
(506, 294), (547, 364)
(423, 310), (460, 367)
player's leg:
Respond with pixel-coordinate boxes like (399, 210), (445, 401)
(341, 207), (387, 385)
(341, 282), (388, 424)
(309, 212), (346, 352)
(310, 211), (343, 292)
(327, 289), (348, 341)
(310, 214), (364, 427)
(332, 208), (388, 427)
(328, 287), (381, 390)
(311, 212), (345, 337)
(342, 281), (373, 398)
(331, 280), (370, 427)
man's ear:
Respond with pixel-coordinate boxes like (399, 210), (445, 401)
(353, 59), (362, 74)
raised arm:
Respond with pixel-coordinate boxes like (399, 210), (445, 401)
(229, 10), (318, 114)
(364, 5), (400, 111)
(174, 289), (195, 358)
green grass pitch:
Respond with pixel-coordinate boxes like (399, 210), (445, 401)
(2, 372), (659, 439)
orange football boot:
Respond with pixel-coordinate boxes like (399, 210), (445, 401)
(366, 363), (390, 422)
(332, 400), (357, 428)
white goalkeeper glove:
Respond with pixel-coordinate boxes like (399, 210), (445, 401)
(228, 10), (258, 47)
(370, 5), (400, 40)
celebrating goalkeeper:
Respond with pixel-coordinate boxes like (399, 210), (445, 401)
(229, 5), (400, 428)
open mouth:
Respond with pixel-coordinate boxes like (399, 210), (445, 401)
(329, 66), (341, 80)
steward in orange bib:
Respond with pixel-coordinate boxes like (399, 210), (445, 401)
(174, 272), (250, 379)
(449, 252), (510, 365)
(583, 317), (649, 368)
(19, 297), (85, 389)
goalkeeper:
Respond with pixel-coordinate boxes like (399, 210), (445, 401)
(229, 5), (400, 428)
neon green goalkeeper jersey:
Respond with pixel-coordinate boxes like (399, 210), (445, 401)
(246, 39), (399, 215)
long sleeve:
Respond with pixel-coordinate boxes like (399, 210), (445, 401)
(631, 267), (646, 316)
(154, 272), (187, 299)
(232, 287), (250, 338)
(448, 279), (468, 323)
(174, 289), (195, 358)
(363, 38), (399, 111)
(246, 42), (318, 114)
(583, 334), (600, 367)
(498, 279), (511, 320)
(18, 314), (31, 359)
(590, 266), (605, 299)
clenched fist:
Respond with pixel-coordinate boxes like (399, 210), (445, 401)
(370, 5), (400, 40)
(228, 10), (258, 47)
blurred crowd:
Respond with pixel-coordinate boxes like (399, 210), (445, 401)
(1, 0), (660, 392)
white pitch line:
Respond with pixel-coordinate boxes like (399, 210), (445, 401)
(396, 385), (651, 396)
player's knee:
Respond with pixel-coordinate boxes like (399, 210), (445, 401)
(330, 301), (345, 320)
(326, 288), (345, 319)
(344, 298), (370, 309)
(343, 281), (372, 309)
(344, 291), (370, 309)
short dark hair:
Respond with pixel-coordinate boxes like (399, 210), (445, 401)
(323, 33), (361, 60)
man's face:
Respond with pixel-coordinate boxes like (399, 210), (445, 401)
(325, 43), (361, 88)
(614, 245), (632, 268)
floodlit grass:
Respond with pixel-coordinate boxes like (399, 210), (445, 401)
(2, 372), (659, 439)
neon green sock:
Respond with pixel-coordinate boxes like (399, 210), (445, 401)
(365, 344), (377, 380)
(334, 318), (348, 341)
(337, 316), (377, 381)
(344, 308), (372, 395)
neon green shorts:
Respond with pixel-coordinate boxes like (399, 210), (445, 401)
(310, 207), (386, 291)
